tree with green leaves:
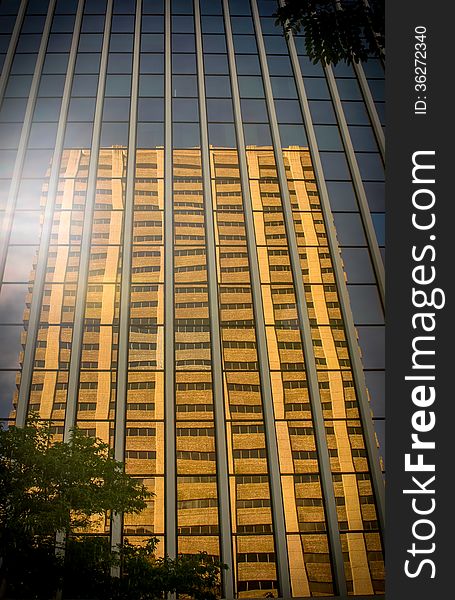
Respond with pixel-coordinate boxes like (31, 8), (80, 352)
(0, 420), (226, 599)
(274, 0), (384, 66)
(0, 419), (149, 598)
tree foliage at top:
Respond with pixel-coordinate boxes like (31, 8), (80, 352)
(274, 0), (385, 66)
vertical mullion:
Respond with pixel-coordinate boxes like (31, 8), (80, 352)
(164, 0), (176, 562)
(0, 0), (27, 105)
(16, 0), (86, 428)
(111, 0), (142, 553)
(324, 65), (385, 306)
(354, 62), (385, 160)
(193, 1), (234, 598)
(222, 1), (291, 597)
(250, 0), (347, 595)
(285, 23), (386, 538)
(0, 0), (57, 285)
(64, 0), (114, 440)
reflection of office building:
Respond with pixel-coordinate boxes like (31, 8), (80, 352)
(0, 1), (384, 598)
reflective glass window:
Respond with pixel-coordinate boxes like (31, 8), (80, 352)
(206, 99), (234, 122)
(347, 285), (383, 324)
(108, 53), (133, 73)
(203, 54), (228, 74)
(172, 98), (199, 122)
(172, 54), (196, 74)
(235, 54), (261, 75)
(326, 181), (357, 211)
(140, 54), (164, 74)
(340, 248), (376, 283)
(203, 34), (226, 53)
(75, 53), (101, 73)
(270, 76), (297, 99)
(205, 76), (231, 98)
(238, 76), (264, 98)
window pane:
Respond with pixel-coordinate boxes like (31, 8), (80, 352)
(173, 123), (200, 148)
(0, 98), (27, 122)
(206, 99), (233, 122)
(347, 285), (383, 324)
(0, 326), (24, 368)
(68, 97), (96, 121)
(103, 97), (131, 120)
(71, 74), (99, 96)
(172, 75), (197, 97)
(240, 99), (268, 123)
(203, 54), (228, 74)
(141, 33), (165, 52)
(205, 76), (231, 98)
(357, 326), (384, 369)
(235, 54), (260, 75)
(332, 213), (367, 246)
(230, 16), (254, 34)
(279, 124), (307, 147)
(304, 78), (330, 100)
(142, 15), (164, 32)
(140, 74), (164, 96)
(38, 74), (65, 96)
(364, 182), (384, 212)
(320, 152), (350, 180)
(64, 122), (93, 147)
(244, 123), (272, 146)
(172, 54), (196, 74)
(75, 53), (101, 73)
(101, 122), (129, 146)
(364, 371), (384, 417)
(138, 98), (164, 121)
(172, 33), (195, 53)
(340, 248), (375, 283)
(140, 54), (164, 74)
(43, 53), (69, 73)
(314, 125), (343, 151)
(275, 99), (302, 124)
(172, 98), (199, 122)
(107, 53), (133, 73)
(238, 76), (264, 98)
(233, 35), (257, 54)
(208, 123), (236, 147)
(309, 100), (336, 124)
(105, 74), (132, 96)
(137, 122), (164, 147)
(110, 33), (134, 52)
(203, 34), (226, 53)
(349, 126), (378, 152)
(356, 153), (384, 181)
(326, 181), (357, 211)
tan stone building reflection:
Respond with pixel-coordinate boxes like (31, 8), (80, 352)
(15, 146), (384, 598)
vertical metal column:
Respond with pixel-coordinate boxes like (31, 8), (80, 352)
(64, 0), (114, 439)
(250, 0), (347, 595)
(111, 0), (142, 554)
(324, 65), (385, 305)
(193, 1), (234, 597)
(285, 26), (386, 537)
(164, 0), (176, 562)
(0, 0), (27, 105)
(0, 0), (57, 285)
(222, 1), (291, 597)
(354, 62), (385, 161)
(16, 0), (86, 427)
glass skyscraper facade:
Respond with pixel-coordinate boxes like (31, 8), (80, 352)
(0, 0), (385, 597)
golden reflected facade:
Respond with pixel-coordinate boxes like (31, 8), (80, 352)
(5, 146), (383, 598)
(0, 0), (385, 597)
